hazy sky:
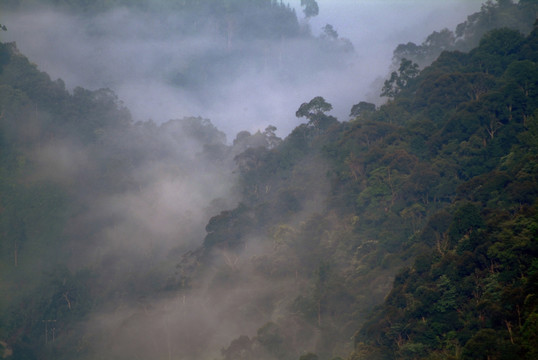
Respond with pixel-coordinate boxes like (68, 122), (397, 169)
(294, 0), (484, 55)
(285, 0), (485, 128)
(1, 0), (486, 138)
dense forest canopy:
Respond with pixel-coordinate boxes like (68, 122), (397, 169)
(391, 0), (537, 68)
(0, 0), (537, 360)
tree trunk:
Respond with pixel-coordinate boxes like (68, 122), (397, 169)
(317, 299), (321, 327)
(13, 242), (18, 267)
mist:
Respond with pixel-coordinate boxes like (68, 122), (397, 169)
(1, 0), (483, 138)
(0, 1), (490, 359)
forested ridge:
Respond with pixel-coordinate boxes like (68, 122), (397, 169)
(0, 1), (538, 360)
(391, 0), (537, 67)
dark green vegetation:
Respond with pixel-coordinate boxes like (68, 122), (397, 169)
(392, 0), (537, 68)
(1, 0), (538, 359)
(350, 24), (538, 360)
(214, 21), (538, 360)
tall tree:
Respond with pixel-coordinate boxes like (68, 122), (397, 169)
(301, 0), (319, 19)
(381, 58), (420, 98)
(296, 96), (337, 131)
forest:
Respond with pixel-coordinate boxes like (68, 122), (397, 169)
(0, 0), (537, 359)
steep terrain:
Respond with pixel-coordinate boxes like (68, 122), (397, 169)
(0, 1), (537, 360)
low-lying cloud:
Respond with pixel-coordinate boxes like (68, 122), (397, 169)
(1, 1), (483, 138)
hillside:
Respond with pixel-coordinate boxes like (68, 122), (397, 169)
(351, 23), (538, 360)
(210, 21), (538, 360)
(0, 1), (537, 360)
(391, 0), (537, 68)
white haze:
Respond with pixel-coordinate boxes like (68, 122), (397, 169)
(1, 0), (484, 138)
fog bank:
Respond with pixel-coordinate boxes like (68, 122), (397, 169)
(1, 1), (484, 138)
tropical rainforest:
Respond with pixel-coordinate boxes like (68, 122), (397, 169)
(0, 0), (537, 360)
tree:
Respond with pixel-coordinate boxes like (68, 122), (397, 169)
(296, 96), (332, 117)
(393, 29), (455, 67)
(0, 24), (6, 31)
(393, 42), (423, 66)
(521, 312), (538, 359)
(423, 28), (455, 53)
(350, 101), (376, 118)
(263, 125), (282, 149)
(221, 335), (252, 360)
(256, 322), (288, 359)
(299, 353), (319, 360)
(301, 0), (319, 19)
(448, 203), (484, 246)
(296, 96), (337, 131)
(322, 24), (338, 40)
(471, 28), (525, 75)
(381, 58), (420, 98)
(461, 329), (505, 360)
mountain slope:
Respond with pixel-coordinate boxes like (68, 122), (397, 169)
(0, 3), (537, 360)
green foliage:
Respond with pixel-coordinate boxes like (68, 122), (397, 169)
(204, 13), (538, 360)
(448, 202), (484, 244)
(381, 58), (420, 98)
(344, 20), (538, 360)
(299, 353), (319, 360)
(470, 28), (526, 75)
(204, 203), (254, 248)
(521, 312), (538, 359)
(461, 328), (512, 360)
(296, 96), (338, 131)
(393, 0), (538, 68)
(2, 3), (538, 360)
(349, 101), (376, 118)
